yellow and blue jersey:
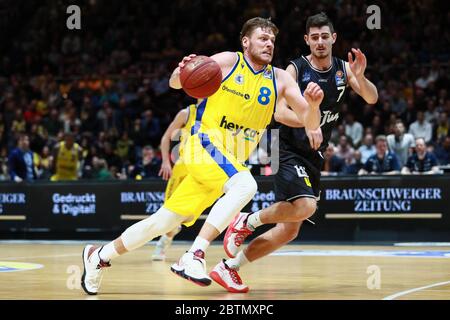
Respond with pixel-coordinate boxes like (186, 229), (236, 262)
(188, 51), (277, 163)
(165, 52), (278, 225)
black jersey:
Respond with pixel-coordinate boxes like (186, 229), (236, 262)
(279, 55), (348, 163)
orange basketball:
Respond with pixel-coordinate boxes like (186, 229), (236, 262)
(180, 56), (222, 99)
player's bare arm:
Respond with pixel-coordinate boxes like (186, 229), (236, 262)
(276, 68), (324, 149)
(169, 51), (237, 89)
(345, 48), (378, 104)
(158, 108), (188, 180)
(274, 97), (303, 128)
(286, 63), (324, 148)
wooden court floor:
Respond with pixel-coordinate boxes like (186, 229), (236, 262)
(0, 241), (449, 300)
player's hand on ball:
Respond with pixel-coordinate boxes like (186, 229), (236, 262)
(348, 48), (367, 78)
(304, 82), (324, 110)
(158, 161), (172, 181)
(306, 127), (323, 150)
(178, 54), (197, 69)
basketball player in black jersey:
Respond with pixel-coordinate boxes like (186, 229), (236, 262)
(213, 12), (378, 292)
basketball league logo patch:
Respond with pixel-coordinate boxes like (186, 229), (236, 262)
(335, 70), (345, 86)
(234, 74), (244, 85)
(302, 71), (311, 82)
(263, 68), (273, 80)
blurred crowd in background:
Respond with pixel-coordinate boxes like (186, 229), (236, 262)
(0, 0), (449, 181)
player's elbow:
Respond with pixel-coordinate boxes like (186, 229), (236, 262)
(169, 79), (182, 90)
(365, 93), (378, 105)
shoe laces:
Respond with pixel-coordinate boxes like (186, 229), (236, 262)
(97, 259), (111, 269)
(193, 249), (205, 260)
(95, 248), (111, 269)
(232, 227), (253, 246)
(223, 261), (243, 285)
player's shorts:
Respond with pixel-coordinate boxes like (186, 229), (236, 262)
(164, 133), (249, 227)
(274, 151), (323, 203)
(164, 160), (189, 201)
(50, 174), (77, 181)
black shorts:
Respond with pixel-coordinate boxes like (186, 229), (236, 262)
(274, 152), (323, 202)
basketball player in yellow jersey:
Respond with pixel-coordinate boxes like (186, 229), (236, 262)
(151, 104), (197, 261)
(81, 17), (324, 295)
(51, 132), (82, 181)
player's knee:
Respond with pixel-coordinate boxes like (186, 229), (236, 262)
(226, 171), (257, 199)
(276, 223), (301, 244)
(245, 176), (258, 198)
(292, 198), (317, 222)
(283, 229), (300, 243)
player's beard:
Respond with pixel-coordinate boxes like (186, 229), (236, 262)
(248, 44), (272, 66)
(312, 49), (330, 60)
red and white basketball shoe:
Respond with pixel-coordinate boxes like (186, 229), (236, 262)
(223, 212), (254, 258)
(210, 260), (249, 293)
(81, 245), (111, 295)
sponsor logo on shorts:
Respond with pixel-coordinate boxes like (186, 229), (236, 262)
(320, 110), (340, 127)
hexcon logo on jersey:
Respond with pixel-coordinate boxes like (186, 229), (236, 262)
(219, 116), (260, 142)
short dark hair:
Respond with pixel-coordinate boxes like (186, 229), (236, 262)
(240, 17), (279, 48)
(306, 12), (335, 34)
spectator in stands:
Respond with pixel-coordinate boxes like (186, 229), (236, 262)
(8, 134), (36, 182)
(371, 114), (383, 137)
(434, 136), (450, 165)
(435, 112), (449, 141)
(402, 138), (440, 175)
(115, 131), (135, 163)
(92, 157), (113, 180)
(102, 142), (123, 171)
(335, 135), (355, 165)
(321, 143), (346, 176)
(424, 99), (439, 125)
(11, 110), (26, 134)
(344, 150), (364, 175)
(50, 132), (82, 181)
(43, 108), (63, 138)
(415, 67), (431, 89)
(36, 145), (53, 179)
(129, 145), (161, 179)
(409, 111), (433, 143)
(358, 133), (376, 164)
(387, 119), (415, 166)
(0, 158), (8, 181)
(359, 135), (401, 175)
(344, 113), (363, 147)
(141, 109), (162, 148)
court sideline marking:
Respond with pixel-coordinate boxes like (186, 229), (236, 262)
(382, 280), (450, 300)
(0, 253), (80, 261)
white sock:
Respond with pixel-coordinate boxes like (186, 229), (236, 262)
(225, 251), (250, 269)
(99, 242), (119, 262)
(246, 210), (263, 230)
(189, 236), (210, 253)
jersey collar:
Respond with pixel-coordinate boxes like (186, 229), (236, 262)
(243, 55), (267, 75)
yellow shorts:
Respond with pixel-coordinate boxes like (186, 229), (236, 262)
(164, 160), (189, 201)
(164, 133), (248, 227)
(50, 174), (77, 181)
